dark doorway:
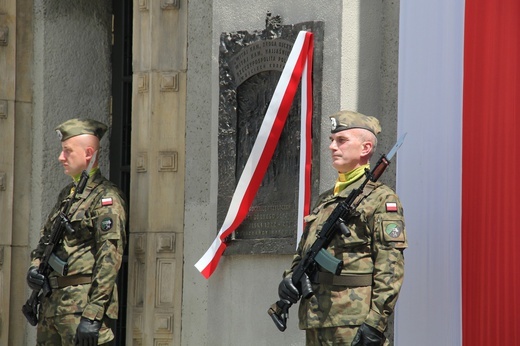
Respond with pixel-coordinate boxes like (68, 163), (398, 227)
(111, 0), (132, 344)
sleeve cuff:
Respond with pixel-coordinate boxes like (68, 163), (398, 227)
(82, 304), (104, 321)
(364, 309), (388, 333)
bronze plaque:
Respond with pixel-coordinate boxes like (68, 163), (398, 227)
(218, 20), (324, 254)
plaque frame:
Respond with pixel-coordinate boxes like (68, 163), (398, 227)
(218, 20), (324, 255)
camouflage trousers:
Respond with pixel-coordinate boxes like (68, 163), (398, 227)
(305, 326), (390, 346)
(36, 313), (114, 346)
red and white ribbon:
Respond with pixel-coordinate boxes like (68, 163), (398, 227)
(195, 31), (314, 279)
(298, 33), (313, 244)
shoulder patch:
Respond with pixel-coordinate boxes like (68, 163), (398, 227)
(95, 213), (121, 241)
(385, 222), (401, 238)
(101, 197), (113, 206)
(100, 217), (114, 232)
(382, 220), (406, 243)
(385, 202), (398, 212)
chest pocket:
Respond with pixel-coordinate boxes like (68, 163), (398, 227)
(305, 202), (370, 251)
(63, 208), (96, 247)
(303, 212), (318, 228)
(333, 210), (370, 249)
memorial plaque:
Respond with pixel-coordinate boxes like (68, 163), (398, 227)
(218, 19), (324, 255)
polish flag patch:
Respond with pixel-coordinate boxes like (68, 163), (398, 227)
(101, 197), (113, 206)
(386, 202), (398, 212)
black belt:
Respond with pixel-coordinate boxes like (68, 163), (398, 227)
(49, 274), (92, 289)
(312, 272), (373, 287)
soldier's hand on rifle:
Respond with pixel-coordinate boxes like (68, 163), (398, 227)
(278, 276), (300, 304)
(26, 266), (46, 291)
(75, 317), (101, 346)
(351, 323), (386, 346)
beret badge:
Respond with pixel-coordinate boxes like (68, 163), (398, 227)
(330, 117), (338, 132)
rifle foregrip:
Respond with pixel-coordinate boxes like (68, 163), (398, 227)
(371, 157), (389, 181)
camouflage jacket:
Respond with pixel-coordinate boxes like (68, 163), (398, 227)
(286, 177), (407, 332)
(31, 170), (127, 321)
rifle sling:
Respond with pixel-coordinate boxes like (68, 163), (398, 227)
(49, 274), (92, 289)
(352, 180), (378, 206)
(312, 272), (373, 287)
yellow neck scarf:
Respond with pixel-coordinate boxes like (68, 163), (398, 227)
(72, 167), (98, 183)
(70, 167), (98, 195)
(333, 164), (369, 195)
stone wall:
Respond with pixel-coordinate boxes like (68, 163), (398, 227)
(184, 1), (399, 345)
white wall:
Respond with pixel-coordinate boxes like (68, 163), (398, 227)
(395, 0), (464, 345)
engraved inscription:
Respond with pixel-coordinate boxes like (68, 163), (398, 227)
(235, 205), (295, 239)
(228, 39), (293, 86)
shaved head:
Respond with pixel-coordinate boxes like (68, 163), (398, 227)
(58, 134), (100, 177)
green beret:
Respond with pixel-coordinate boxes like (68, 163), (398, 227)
(329, 110), (382, 135)
(55, 118), (108, 141)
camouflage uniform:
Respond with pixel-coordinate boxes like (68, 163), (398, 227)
(286, 174), (407, 345)
(31, 169), (127, 345)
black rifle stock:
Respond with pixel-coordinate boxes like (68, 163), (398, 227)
(22, 168), (90, 326)
(268, 134), (406, 332)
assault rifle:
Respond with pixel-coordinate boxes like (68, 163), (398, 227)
(267, 134), (406, 332)
(22, 152), (97, 326)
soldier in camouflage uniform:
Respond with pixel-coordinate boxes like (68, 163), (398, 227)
(278, 111), (407, 345)
(26, 119), (127, 346)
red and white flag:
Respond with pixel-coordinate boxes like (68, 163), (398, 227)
(195, 31), (314, 279)
(395, 1), (520, 345)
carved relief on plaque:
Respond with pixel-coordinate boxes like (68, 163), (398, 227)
(218, 19), (324, 255)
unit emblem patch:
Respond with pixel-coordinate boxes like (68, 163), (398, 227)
(385, 223), (401, 238)
(100, 217), (113, 232)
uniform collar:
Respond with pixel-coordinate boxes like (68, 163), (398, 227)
(333, 164), (369, 195)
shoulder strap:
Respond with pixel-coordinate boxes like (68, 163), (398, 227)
(352, 180), (379, 206)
